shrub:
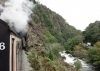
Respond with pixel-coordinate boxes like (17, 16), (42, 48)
(64, 35), (83, 52)
(73, 45), (87, 58)
(74, 60), (82, 71)
(48, 50), (54, 61)
(41, 30), (58, 43)
(87, 41), (100, 66)
(44, 43), (64, 58)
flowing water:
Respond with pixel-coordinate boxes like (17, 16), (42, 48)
(60, 51), (99, 71)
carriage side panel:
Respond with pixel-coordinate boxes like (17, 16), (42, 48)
(0, 21), (10, 71)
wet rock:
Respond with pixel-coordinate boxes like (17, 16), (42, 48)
(26, 27), (38, 48)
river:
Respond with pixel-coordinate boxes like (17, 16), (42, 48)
(60, 51), (99, 71)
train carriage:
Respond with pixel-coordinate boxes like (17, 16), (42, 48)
(0, 19), (22, 71)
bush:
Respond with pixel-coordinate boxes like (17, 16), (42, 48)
(44, 43), (64, 58)
(41, 30), (58, 43)
(87, 41), (100, 66)
(73, 45), (87, 58)
(48, 50), (54, 61)
(64, 35), (83, 52)
(74, 60), (82, 71)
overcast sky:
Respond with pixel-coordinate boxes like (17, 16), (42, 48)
(39, 0), (100, 31)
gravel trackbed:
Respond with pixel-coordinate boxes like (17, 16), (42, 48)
(21, 50), (32, 71)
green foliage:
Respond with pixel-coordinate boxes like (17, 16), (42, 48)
(83, 21), (100, 45)
(64, 35), (83, 52)
(33, 0), (36, 3)
(74, 60), (82, 71)
(88, 48), (96, 62)
(87, 41), (100, 66)
(33, 4), (82, 46)
(73, 45), (87, 58)
(27, 3), (82, 71)
(48, 50), (54, 61)
(28, 47), (76, 71)
(41, 30), (58, 43)
(44, 43), (64, 58)
(49, 29), (65, 44)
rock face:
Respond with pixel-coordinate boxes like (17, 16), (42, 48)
(26, 21), (43, 50)
(26, 27), (37, 48)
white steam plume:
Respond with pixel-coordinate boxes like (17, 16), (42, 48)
(0, 0), (35, 35)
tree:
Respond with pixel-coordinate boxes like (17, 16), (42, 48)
(64, 35), (83, 52)
(48, 50), (54, 61)
(73, 45), (87, 58)
(83, 21), (100, 45)
(88, 41), (100, 66)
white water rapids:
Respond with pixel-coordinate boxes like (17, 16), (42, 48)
(60, 51), (97, 71)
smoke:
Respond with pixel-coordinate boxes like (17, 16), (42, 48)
(0, 0), (35, 35)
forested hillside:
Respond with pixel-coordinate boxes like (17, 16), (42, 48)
(32, 4), (81, 44)
(26, 3), (82, 71)
(83, 21), (100, 45)
(83, 21), (100, 67)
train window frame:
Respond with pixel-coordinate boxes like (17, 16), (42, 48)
(16, 41), (22, 71)
(12, 38), (15, 71)
(16, 41), (19, 71)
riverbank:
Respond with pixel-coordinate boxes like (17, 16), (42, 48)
(60, 51), (99, 71)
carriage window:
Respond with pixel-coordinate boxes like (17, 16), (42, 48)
(16, 42), (20, 71)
